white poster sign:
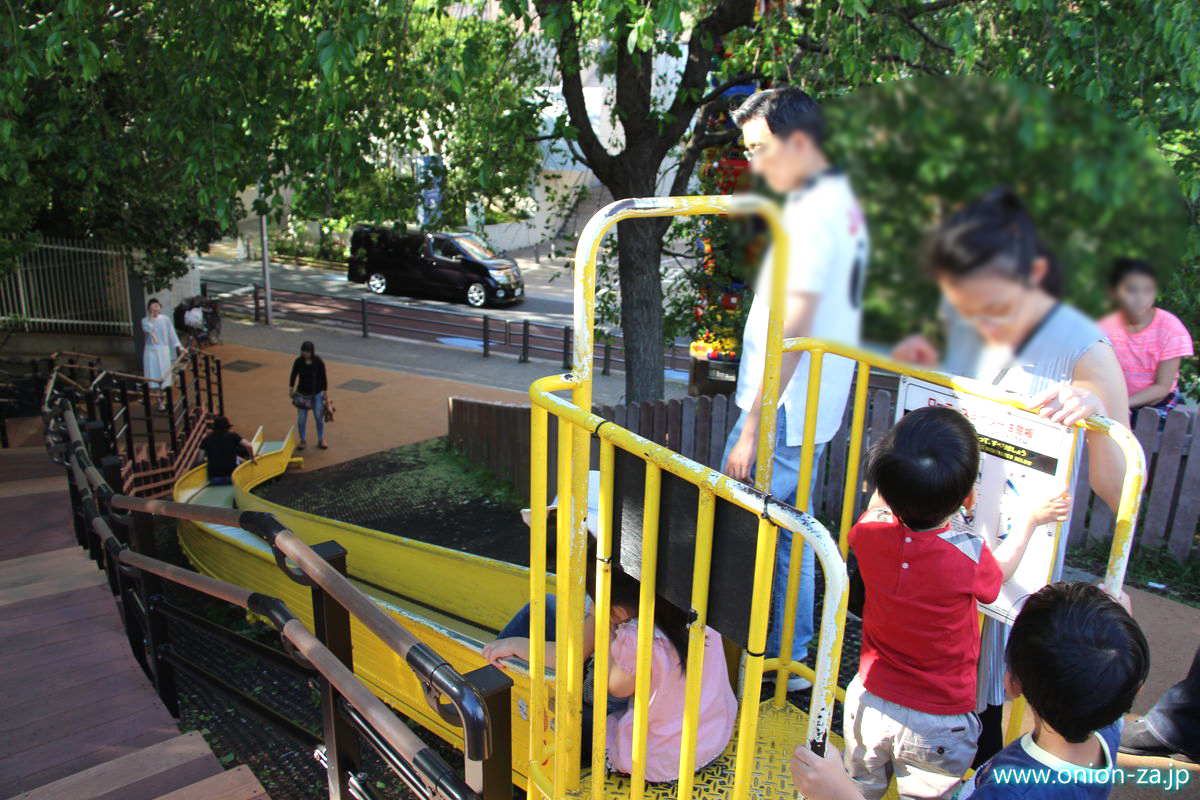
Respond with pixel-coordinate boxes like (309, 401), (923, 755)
(896, 376), (1081, 623)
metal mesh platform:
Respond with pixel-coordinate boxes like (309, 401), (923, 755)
(579, 699), (896, 800)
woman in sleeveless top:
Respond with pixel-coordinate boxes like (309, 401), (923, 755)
(891, 187), (1131, 766)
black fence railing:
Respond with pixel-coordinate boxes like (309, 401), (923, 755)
(201, 279), (693, 375)
(51, 350), (224, 497)
(43, 381), (513, 800)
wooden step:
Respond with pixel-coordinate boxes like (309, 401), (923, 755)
(153, 765), (270, 800)
(11, 732), (222, 800)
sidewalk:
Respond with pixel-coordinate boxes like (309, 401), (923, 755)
(217, 315), (687, 407)
(211, 340), (527, 470)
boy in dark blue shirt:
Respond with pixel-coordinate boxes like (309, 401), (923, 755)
(790, 582), (1149, 800)
(959, 583), (1147, 798)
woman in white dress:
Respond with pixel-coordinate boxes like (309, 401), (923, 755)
(142, 298), (182, 409)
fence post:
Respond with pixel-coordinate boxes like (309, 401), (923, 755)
(561, 326), (570, 370)
(254, 284), (262, 323)
(520, 321), (530, 363)
(100, 456), (124, 514)
(98, 384), (116, 453)
(310, 540), (359, 800)
(164, 386), (178, 455)
(482, 316), (491, 358)
(65, 455), (88, 549)
(140, 381), (157, 465)
(118, 380), (136, 463)
(81, 418), (110, 554)
(360, 298), (369, 338)
(201, 281), (208, 298)
(84, 383), (98, 421)
(128, 510), (180, 717)
(178, 369), (191, 436)
(203, 355), (214, 413)
(214, 358), (224, 416)
(84, 418), (111, 464)
(602, 338), (612, 376)
(461, 666), (514, 800)
(190, 351), (202, 409)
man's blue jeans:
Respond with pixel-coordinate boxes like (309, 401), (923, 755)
(721, 406), (825, 664)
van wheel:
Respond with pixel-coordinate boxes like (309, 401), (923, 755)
(367, 273), (389, 294)
(465, 282), (487, 308)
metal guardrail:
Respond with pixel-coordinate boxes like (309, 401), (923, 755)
(43, 386), (513, 800)
(200, 279), (693, 374)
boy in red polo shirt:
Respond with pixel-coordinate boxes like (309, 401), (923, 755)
(844, 406), (1070, 800)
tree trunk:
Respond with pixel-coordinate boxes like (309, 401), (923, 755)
(616, 217), (665, 402)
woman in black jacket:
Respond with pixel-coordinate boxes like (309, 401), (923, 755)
(288, 341), (328, 450)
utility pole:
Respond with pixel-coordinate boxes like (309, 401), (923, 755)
(259, 211), (274, 326)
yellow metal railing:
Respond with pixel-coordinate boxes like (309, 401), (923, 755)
(529, 376), (847, 800)
(527, 195), (849, 800)
(526, 193), (1146, 800)
(769, 337), (1147, 718)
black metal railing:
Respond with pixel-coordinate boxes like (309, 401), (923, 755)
(44, 386), (513, 800)
(201, 278), (693, 374)
(56, 350), (223, 497)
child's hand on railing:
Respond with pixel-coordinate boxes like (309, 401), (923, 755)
(482, 637), (530, 668)
(791, 744), (863, 800)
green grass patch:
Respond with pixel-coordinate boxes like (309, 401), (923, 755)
(255, 437), (531, 565)
(1066, 538), (1200, 609)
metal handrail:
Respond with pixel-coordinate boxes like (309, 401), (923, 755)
(48, 396), (483, 800)
(110, 495), (494, 761)
(59, 398), (491, 759)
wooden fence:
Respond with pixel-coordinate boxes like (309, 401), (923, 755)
(447, 381), (1200, 563)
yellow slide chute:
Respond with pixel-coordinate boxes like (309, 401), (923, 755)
(173, 428), (553, 786)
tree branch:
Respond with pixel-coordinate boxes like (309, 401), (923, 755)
(699, 73), (765, 105)
(613, 9), (655, 147)
(532, 0), (616, 185)
(893, 10), (954, 53)
(655, 0), (759, 161)
(652, 99), (739, 238)
(900, 0), (980, 19)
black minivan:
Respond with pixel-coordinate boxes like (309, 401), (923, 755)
(347, 227), (524, 308)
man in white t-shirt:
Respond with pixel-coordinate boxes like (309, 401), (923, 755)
(722, 87), (869, 688)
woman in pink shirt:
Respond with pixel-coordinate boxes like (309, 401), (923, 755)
(1098, 258), (1194, 423)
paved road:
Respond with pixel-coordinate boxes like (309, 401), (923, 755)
(195, 254), (576, 325)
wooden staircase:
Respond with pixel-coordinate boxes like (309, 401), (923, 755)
(8, 733), (269, 800)
(0, 452), (270, 800)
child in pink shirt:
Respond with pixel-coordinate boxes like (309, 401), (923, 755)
(1098, 258), (1193, 422)
(483, 546), (738, 781)
(604, 567), (738, 782)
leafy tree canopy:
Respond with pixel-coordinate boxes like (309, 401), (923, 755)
(500, 0), (1198, 399)
(1, 1), (548, 287)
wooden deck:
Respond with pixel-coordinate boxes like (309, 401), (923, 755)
(0, 453), (267, 799)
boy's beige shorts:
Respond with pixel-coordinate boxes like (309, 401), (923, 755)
(842, 674), (980, 800)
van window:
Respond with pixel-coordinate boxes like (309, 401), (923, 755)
(431, 237), (461, 260)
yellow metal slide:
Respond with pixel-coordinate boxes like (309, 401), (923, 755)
(172, 426), (554, 790)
